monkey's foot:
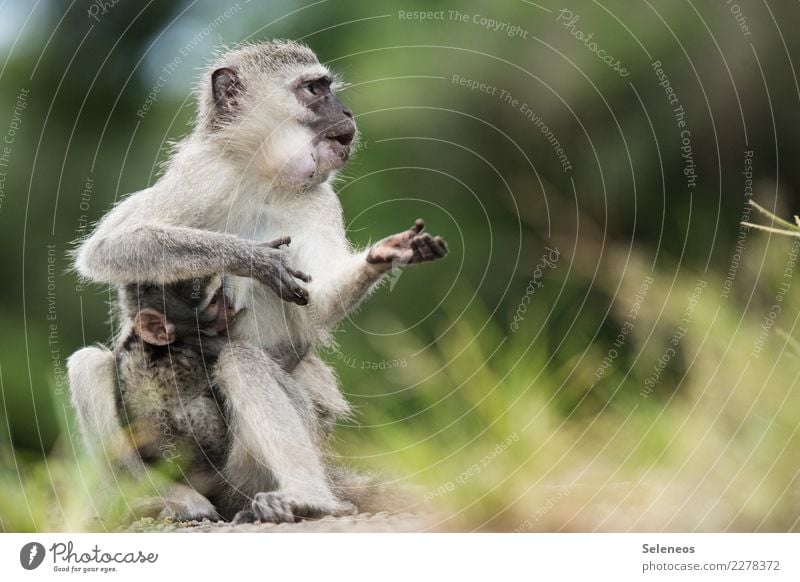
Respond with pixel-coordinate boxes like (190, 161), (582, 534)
(159, 497), (221, 522)
(132, 494), (220, 523)
(232, 492), (355, 524)
(159, 506), (220, 522)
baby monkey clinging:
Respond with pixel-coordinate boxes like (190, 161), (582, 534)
(115, 275), (238, 519)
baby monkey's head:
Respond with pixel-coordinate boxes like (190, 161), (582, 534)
(123, 275), (237, 346)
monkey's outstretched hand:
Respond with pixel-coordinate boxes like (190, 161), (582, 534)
(243, 237), (312, 306)
(367, 219), (448, 268)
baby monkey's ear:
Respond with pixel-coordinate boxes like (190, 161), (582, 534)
(133, 308), (176, 346)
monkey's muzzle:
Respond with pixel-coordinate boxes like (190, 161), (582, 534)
(322, 119), (356, 161)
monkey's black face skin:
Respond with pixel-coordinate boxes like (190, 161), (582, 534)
(295, 75), (356, 163)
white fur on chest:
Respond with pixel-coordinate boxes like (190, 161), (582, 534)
(223, 184), (348, 348)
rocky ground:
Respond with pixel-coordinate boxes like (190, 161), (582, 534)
(125, 512), (433, 533)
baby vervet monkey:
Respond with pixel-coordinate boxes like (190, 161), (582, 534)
(115, 275), (234, 520)
(68, 40), (448, 523)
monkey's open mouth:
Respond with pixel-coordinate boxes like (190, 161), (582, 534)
(326, 130), (354, 148)
(322, 129), (355, 162)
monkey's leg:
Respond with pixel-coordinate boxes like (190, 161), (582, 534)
(67, 347), (218, 522)
(214, 342), (354, 523)
(293, 353), (351, 446)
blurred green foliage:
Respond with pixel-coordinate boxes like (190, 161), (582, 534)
(1, 0), (799, 531)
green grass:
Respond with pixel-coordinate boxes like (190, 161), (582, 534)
(333, 230), (800, 532)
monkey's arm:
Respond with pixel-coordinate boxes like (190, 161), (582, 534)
(310, 220), (448, 329)
(76, 222), (311, 305)
(308, 250), (387, 329)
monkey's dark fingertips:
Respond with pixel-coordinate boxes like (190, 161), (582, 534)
(411, 218), (425, 234)
(432, 236), (448, 257)
(283, 286), (308, 305)
(411, 236), (435, 262)
(267, 235), (292, 249)
(288, 283), (309, 305)
(269, 282), (307, 305)
(407, 232), (450, 262)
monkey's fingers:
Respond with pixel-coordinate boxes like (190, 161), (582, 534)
(263, 274), (306, 305)
(289, 267), (312, 283)
(411, 235), (435, 262)
(279, 271), (310, 305)
(409, 218), (425, 235)
(264, 235), (292, 249)
(432, 235), (449, 257)
(283, 287), (309, 306)
(411, 233), (448, 262)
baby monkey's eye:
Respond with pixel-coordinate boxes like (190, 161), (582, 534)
(304, 82), (317, 95)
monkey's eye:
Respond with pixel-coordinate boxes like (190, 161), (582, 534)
(304, 82), (317, 96)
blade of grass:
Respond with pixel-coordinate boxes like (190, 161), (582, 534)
(740, 222), (800, 237)
(748, 200), (800, 231)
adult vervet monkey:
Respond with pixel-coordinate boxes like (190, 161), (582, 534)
(68, 40), (448, 523)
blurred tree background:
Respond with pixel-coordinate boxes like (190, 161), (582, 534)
(1, 0), (800, 531)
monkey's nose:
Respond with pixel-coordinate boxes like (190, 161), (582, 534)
(342, 107), (353, 118)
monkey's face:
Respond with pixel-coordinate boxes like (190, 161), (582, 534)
(293, 73), (356, 173)
(203, 42), (357, 191)
(249, 68), (357, 189)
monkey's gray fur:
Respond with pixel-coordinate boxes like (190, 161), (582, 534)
(68, 39), (447, 524)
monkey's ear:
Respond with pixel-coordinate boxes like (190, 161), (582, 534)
(133, 308), (176, 346)
(211, 67), (242, 116)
